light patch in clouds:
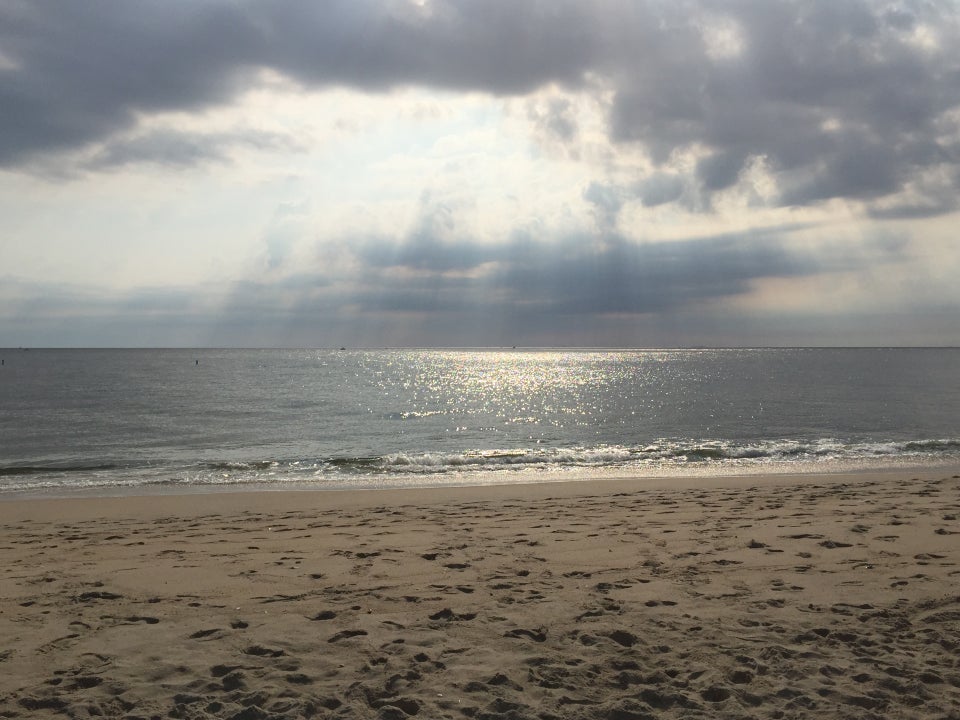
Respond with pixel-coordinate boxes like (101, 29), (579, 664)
(698, 14), (746, 60)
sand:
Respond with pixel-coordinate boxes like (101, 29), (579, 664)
(1, 470), (959, 720)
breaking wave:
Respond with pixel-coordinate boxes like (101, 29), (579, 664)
(327, 437), (960, 474)
(4, 437), (960, 495)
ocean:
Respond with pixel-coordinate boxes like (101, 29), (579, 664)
(1, 347), (959, 497)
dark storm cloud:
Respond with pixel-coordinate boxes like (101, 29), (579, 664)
(0, 0), (600, 167)
(696, 151), (748, 193)
(0, 0), (259, 166)
(0, 222), (912, 346)
(608, 2), (960, 209)
(3, 1), (960, 213)
(346, 223), (854, 317)
(257, 1), (600, 92)
(1, 226), (829, 321)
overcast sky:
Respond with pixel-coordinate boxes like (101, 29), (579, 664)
(3, 0), (960, 347)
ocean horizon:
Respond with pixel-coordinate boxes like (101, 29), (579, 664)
(3, 347), (959, 498)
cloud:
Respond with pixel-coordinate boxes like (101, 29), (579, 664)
(0, 0), (599, 169)
(0, 276), (214, 319)
(609, 1), (960, 211)
(340, 220), (876, 320)
(2, 0), (957, 217)
(83, 128), (299, 170)
(582, 182), (623, 231)
(0, 215), (924, 347)
(696, 150), (747, 193)
(0, 1), (258, 167)
(257, 0), (602, 93)
(528, 96), (579, 143)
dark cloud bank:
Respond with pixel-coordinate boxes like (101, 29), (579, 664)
(4, 0), (960, 214)
(3, 226), (920, 347)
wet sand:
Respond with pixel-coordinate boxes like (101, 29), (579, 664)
(2, 470), (959, 719)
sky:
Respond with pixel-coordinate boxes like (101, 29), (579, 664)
(2, 0), (960, 347)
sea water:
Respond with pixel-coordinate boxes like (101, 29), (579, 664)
(1, 347), (959, 496)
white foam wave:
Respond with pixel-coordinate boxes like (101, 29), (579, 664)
(4, 437), (960, 495)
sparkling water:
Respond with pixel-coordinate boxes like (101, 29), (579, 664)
(2, 348), (959, 495)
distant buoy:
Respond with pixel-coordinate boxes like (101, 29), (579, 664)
(196, 359), (199, 365)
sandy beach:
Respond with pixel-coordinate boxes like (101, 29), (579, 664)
(1, 470), (959, 719)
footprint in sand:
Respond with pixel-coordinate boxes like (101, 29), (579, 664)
(189, 628), (221, 639)
(243, 644), (285, 656)
(429, 608), (477, 622)
(504, 627), (547, 642)
(328, 630), (367, 643)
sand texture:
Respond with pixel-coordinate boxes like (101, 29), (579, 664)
(1, 472), (959, 719)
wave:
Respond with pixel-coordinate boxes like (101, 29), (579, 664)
(322, 437), (960, 475)
(205, 460), (279, 471)
(4, 437), (960, 493)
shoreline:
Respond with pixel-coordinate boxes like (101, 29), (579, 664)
(3, 460), (958, 510)
(1, 464), (957, 520)
(2, 467), (959, 718)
